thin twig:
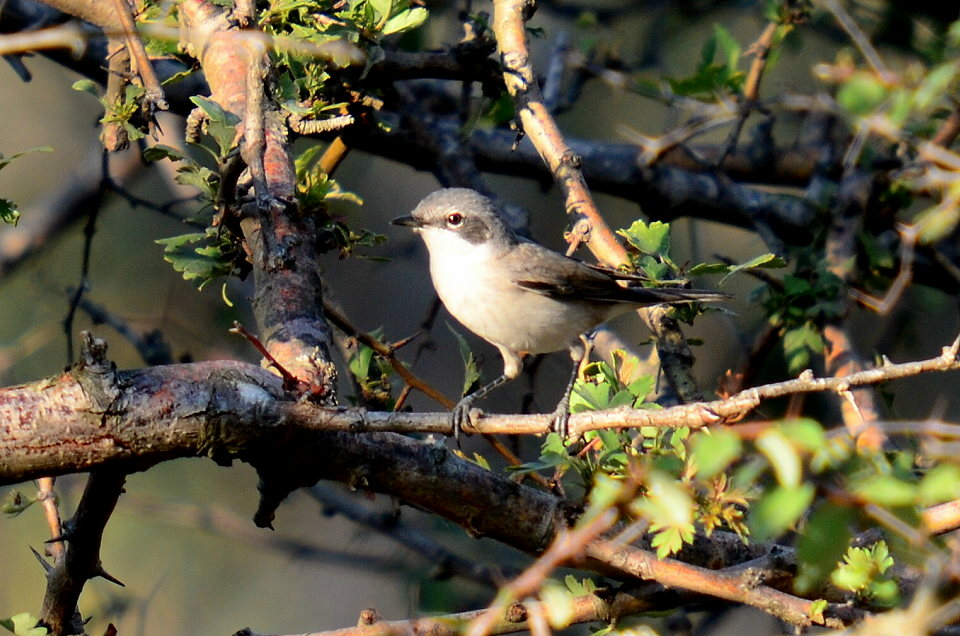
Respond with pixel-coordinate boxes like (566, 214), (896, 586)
(109, 0), (167, 118)
(821, 0), (893, 82)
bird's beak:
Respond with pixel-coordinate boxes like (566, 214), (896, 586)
(391, 215), (423, 228)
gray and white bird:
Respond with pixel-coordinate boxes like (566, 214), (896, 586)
(393, 188), (728, 437)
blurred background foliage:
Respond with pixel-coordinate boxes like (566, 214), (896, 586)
(1, 0), (960, 634)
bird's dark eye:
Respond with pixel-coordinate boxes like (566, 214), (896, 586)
(446, 212), (464, 227)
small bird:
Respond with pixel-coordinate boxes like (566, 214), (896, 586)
(393, 188), (728, 438)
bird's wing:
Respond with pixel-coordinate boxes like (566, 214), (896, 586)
(509, 242), (729, 305)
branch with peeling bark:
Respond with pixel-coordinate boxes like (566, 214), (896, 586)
(3, 332), (960, 486)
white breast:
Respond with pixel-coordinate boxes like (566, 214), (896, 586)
(418, 228), (614, 354)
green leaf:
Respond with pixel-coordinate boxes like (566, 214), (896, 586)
(756, 428), (801, 488)
(189, 96), (240, 159)
(712, 23), (741, 73)
(913, 62), (957, 113)
(783, 322), (823, 375)
(143, 144), (188, 163)
(0, 146), (53, 171)
(71, 78), (100, 96)
(778, 418), (825, 452)
(837, 72), (887, 116)
(618, 219), (671, 256)
(690, 429), (742, 480)
(749, 484), (814, 542)
(918, 463), (960, 505)
(571, 381), (612, 412)
(0, 613), (48, 636)
(381, 6), (428, 35)
(563, 575), (597, 595)
(446, 325), (482, 397)
(687, 262), (729, 276)
(348, 342), (375, 384)
(831, 541), (896, 601)
(633, 471), (696, 557)
(718, 253), (787, 285)
(156, 232), (237, 289)
(1, 490), (34, 516)
(795, 502), (855, 593)
(853, 474), (916, 507)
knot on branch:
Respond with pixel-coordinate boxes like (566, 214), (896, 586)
(75, 332), (121, 413)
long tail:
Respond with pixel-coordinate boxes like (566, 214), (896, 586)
(633, 287), (732, 305)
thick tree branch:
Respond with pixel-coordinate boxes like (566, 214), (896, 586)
(2, 333), (959, 485)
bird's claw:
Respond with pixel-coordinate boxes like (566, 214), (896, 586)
(451, 397), (476, 446)
(550, 407), (571, 441)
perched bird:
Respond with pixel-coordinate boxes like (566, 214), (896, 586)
(393, 188), (728, 437)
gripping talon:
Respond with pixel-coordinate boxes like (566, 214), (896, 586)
(551, 402), (571, 440)
(451, 396), (476, 446)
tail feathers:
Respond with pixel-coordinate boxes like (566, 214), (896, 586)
(635, 287), (732, 305)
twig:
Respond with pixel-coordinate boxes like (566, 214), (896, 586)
(323, 302), (452, 409)
(236, 585), (681, 636)
(72, 293), (174, 366)
(465, 508), (618, 636)
(0, 22), (86, 56)
(821, 0), (893, 83)
(715, 19), (780, 170)
(36, 477), (64, 560)
(931, 101), (960, 148)
(62, 153), (107, 365)
(109, 0), (167, 117)
(583, 539), (860, 629)
(322, 302), (551, 487)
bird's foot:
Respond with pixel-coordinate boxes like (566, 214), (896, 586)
(549, 401), (572, 441)
(451, 396), (477, 445)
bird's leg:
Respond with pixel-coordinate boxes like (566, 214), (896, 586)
(551, 334), (592, 439)
(452, 373), (510, 441)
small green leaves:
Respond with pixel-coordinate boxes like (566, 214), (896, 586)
(666, 23), (745, 97)
(0, 199), (17, 225)
(143, 144), (218, 201)
(155, 230), (243, 290)
(0, 613), (48, 636)
(618, 219), (670, 257)
(782, 322), (824, 375)
(346, 329), (395, 409)
(689, 253), (787, 285)
(74, 79), (148, 142)
(633, 471), (696, 558)
(540, 580), (576, 629)
(189, 96), (240, 160)
(830, 541), (898, 605)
